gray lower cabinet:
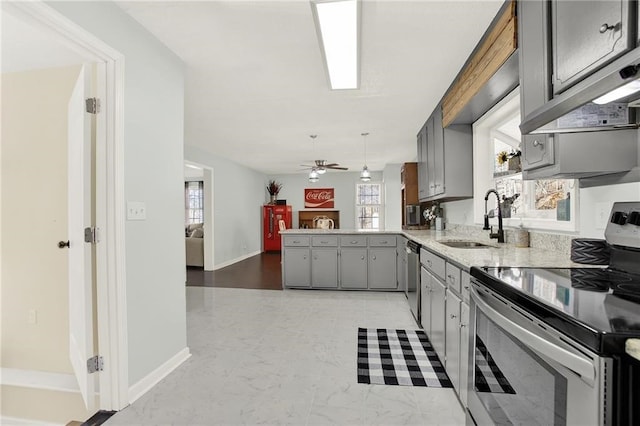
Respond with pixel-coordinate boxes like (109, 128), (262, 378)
(311, 248), (338, 288)
(282, 233), (399, 290)
(368, 248), (397, 289)
(445, 290), (462, 394)
(459, 301), (470, 407)
(283, 248), (310, 287)
(397, 236), (408, 292)
(340, 249), (368, 289)
(430, 277), (446, 361)
(420, 266), (432, 332)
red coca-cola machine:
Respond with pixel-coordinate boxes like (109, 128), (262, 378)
(263, 204), (292, 252)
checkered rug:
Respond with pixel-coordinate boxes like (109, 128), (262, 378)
(357, 328), (452, 387)
(474, 336), (516, 394)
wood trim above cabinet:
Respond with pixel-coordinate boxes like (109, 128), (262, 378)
(442, 0), (517, 127)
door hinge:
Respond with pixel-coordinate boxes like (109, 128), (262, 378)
(85, 97), (100, 114)
(87, 355), (104, 374)
(84, 227), (98, 244)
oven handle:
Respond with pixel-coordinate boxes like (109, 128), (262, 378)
(471, 286), (596, 383)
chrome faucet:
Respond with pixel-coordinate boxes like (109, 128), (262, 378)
(483, 189), (505, 243)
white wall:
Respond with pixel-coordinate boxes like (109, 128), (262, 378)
(383, 163), (402, 231)
(48, 1), (187, 387)
(184, 146), (266, 267)
(1, 65), (91, 422)
(268, 171), (384, 229)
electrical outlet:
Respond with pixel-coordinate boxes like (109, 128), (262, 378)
(595, 202), (611, 230)
(28, 309), (37, 324)
(127, 201), (146, 220)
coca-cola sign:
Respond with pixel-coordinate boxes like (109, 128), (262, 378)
(304, 188), (335, 208)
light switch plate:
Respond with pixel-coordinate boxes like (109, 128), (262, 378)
(127, 201), (146, 220)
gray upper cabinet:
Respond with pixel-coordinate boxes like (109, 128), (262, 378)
(551, 0), (632, 95)
(521, 134), (554, 171)
(417, 123), (429, 201)
(417, 105), (472, 202)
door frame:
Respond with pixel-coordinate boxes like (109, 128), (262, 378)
(3, 1), (129, 410)
(185, 161), (215, 270)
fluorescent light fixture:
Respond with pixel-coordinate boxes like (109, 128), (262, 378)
(312, 0), (360, 90)
(593, 79), (640, 104)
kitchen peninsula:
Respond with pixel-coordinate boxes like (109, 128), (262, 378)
(280, 227), (584, 290)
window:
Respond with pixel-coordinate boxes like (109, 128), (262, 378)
(356, 183), (383, 230)
(473, 90), (578, 232)
(185, 181), (204, 224)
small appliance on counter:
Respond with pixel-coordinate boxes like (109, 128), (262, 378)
(405, 205), (420, 226)
(468, 202), (640, 426)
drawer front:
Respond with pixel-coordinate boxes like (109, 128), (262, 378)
(420, 247), (445, 280)
(445, 262), (461, 294)
(311, 235), (338, 247)
(369, 235), (397, 247)
(340, 235), (367, 247)
(461, 270), (471, 304)
(283, 236), (310, 247)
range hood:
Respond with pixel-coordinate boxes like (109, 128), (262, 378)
(520, 45), (640, 135)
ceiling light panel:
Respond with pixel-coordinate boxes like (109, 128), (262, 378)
(312, 0), (360, 90)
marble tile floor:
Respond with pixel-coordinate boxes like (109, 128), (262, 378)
(107, 287), (466, 426)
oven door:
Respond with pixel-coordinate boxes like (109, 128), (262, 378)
(467, 282), (610, 426)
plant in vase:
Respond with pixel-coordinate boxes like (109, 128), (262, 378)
(497, 149), (522, 172)
(266, 180), (283, 204)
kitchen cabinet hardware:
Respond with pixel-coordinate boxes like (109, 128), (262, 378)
(599, 23), (616, 33)
(532, 139), (543, 148)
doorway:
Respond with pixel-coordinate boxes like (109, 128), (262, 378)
(184, 162), (215, 271)
(1, 2), (127, 423)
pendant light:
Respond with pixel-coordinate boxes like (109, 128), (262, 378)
(308, 135), (320, 182)
(309, 167), (320, 182)
(360, 132), (371, 182)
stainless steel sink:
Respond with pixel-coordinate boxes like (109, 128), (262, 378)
(439, 241), (493, 249)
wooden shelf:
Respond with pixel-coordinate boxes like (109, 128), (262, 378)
(298, 210), (340, 229)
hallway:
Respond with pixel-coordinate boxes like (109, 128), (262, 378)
(106, 287), (465, 425)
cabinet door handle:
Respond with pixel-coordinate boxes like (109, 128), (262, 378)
(450, 314), (457, 319)
(464, 285), (470, 290)
(532, 139), (543, 148)
(599, 23), (616, 33)
(372, 255), (377, 260)
(447, 274), (455, 283)
(361, 256), (365, 260)
(460, 323), (467, 328)
(427, 260), (432, 267)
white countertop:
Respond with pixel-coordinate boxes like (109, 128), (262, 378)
(281, 228), (587, 270)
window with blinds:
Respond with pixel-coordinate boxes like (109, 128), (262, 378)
(356, 183), (383, 230)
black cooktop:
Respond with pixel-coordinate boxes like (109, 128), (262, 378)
(470, 266), (640, 356)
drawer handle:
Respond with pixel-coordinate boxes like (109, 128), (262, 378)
(380, 241), (388, 244)
(293, 240), (300, 244)
(450, 314), (457, 319)
(464, 285), (470, 290)
(447, 274), (455, 283)
(532, 139), (543, 148)
(321, 241), (328, 244)
(460, 323), (467, 329)
(427, 260), (432, 267)
(351, 240), (358, 244)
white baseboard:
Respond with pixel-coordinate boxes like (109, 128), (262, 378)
(214, 250), (262, 270)
(0, 368), (79, 393)
(128, 347), (191, 404)
(0, 416), (64, 426)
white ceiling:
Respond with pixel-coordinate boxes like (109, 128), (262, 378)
(116, 0), (504, 175)
(2, 1), (505, 176)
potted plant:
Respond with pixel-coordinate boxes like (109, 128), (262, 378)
(497, 149), (522, 172)
(266, 180), (282, 204)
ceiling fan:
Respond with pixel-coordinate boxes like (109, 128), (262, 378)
(300, 159), (348, 174)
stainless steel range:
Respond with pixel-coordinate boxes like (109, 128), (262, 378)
(468, 202), (640, 426)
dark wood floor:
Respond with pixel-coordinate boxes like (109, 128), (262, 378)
(186, 252), (283, 290)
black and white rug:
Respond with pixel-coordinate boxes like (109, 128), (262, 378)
(357, 328), (452, 387)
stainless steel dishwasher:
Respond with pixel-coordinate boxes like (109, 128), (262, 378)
(405, 240), (421, 325)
